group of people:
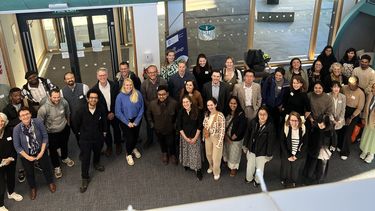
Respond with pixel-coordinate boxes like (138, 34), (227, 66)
(0, 45), (374, 210)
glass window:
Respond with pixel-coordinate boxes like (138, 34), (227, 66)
(42, 19), (58, 50)
(93, 15), (109, 42)
(72, 16), (89, 44)
(253, 0), (315, 61)
(315, 0), (335, 55)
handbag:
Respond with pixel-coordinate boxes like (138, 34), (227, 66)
(204, 113), (218, 139)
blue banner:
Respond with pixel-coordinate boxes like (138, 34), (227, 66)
(166, 28), (188, 59)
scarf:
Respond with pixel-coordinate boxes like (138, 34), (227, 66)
(21, 120), (40, 155)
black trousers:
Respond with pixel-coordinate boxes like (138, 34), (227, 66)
(155, 132), (175, 156)
(340, 107), (359, 156)
(21, 153), (54, 189)
(145, 117), (155, 145)
(0, 160), (16, 206)
(48, 125), (70, 168)
(280, 156), (304, 184)
(80, 140), (103, 179)
(120, 122), (140, 155)
(105, 117), (122, 148)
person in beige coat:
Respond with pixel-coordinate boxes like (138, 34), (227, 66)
(232, 69), (262, 120)
(360, 83), (375, 163)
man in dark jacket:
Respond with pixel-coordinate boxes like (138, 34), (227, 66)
(74, 89), (107, 193)
(146, 85), (178, 165)
(202, 70), (230, 113)
(115, 61), (141, 91)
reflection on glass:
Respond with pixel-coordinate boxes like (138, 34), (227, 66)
(93, 15), (109, 42)
(315, 0), (334, 54)
(254, 0), (315, 61)
(42, 19), (58, 50)
(72, 16), (89, 43)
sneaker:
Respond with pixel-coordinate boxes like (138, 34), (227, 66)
(54, 167), (62, 179)
(214, 175), (220, 180)
(126, 155), (134, 166)
(18, 169), (25, 183)
(0, 206), (8, 211)
(360, 152), (368, 160)
(364, 154), (374, 164)
(62, 157), (75, 167)
(7, 192), (23, 201)
(132, 148), (141, 159)
(207, 169), (213, 174)
(340, 156), (348, 160)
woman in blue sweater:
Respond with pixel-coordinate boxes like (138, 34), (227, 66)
(115, 78), (144, 166)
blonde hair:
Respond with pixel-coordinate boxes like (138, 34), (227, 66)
(121, 78), (139, 103)
(329, 62), (343, 73)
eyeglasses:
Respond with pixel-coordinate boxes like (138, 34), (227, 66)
(89, 97), (98, 99)
(290, 119), (299, 122)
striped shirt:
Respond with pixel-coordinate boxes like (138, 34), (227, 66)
(291, 128), (300, 155)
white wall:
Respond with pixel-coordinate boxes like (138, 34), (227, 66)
(0, 14), (26, 87)
(133, 3), (160, 75)
(28, 20), (45, 65)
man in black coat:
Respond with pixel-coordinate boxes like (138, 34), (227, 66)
(202, 70), (230, 113)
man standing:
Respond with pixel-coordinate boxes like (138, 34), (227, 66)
(147, 85), (178, 164)
(168, 61), (196, 101)
(61, 72), (89, 144)
(232, 70), (262, 119)
(141, 65), (167, 148)
(352, 54), (375, 95)
(37, 89), (74, 179)
(202, 70), (230, 112)
(92, 67), (122, 156)
(74, 89), (107, 193)
(22, 71), (57, 111)
(116, 62), (141, 90)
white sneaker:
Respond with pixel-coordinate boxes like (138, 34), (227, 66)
(7, 192), (23, 201)
(360, 152), (368, 160)
(0, 206), (8, 211)
(62, 157), (75, 167)
(365, 154), (374, 164)
(54, 167), (63, 179)
(214, 175), (220, 180)
(341, 156), (348, 160)
(207, 169), (213, 174)
(126, 155), (134, 166)
(132, 148), (141, 159)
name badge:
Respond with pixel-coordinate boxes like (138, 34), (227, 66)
(7, 137), (12, 141)
(351, 95), (356, 100)
(290, 92), (294, 96)
(338, 100), (342, 104)
(79, 95), (84, 99)
(99, 116), (101, 120)
(205, 71), (209, 74)
(60, 110), (64, 114)
(0, 94), (4, 98)
(277, 86), (282, 90)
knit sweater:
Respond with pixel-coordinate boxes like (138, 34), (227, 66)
(352, 66), (375, 94)
(307, 92), (333, 119)
(115, 90), (144, 126)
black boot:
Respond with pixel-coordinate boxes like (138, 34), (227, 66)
(196, 169), (203, 181)
(80, 179), (90, 193)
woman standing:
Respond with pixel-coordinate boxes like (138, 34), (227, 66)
(177, 96), (203, 180)
(160, 49), (188, 81)
(317, 45), (338, 79)
(328, 81), (346, 144)
(115, 78), (144, 166)
(193, 54), (213, 91)
(203, 98), (226, 180)
(179, 80), (204, 110)
(359, 83), (375, 163)
(223, 96), (247, 177)
(307, 81), (334, 125)
(322, 62), (348, 92)
(0, 113), (23, 210)
(307, 59), (324, 92)
(13, 107), (56, 200)
(221, 57), (243, 92)
(285, 58), (309, 89)
(280, 112), (308, 188)
(261, 67), (289, 131)
(340, 47), (359, 78)
(243, 107), (275, 187)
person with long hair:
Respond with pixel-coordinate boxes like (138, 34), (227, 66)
(307, 59), (324, 92)
(0, 113), (23, 210)
(243, 106), (275, 187)
(322, 62), (348, 92)
(317, 45), (337, 79)
(179, 80), (204, 110)
(285, 57), (309, 89)
(115, 78), (144, 166)
(223, 96), (247, 177)
(307, 81), (334, 126)
(177, 95), (203, 180)
(193, 54), (213, 91)
(359, 83), (375, 163)
(280, 112), (308, 188)
(160, 49), (188, 81)
(340, 47), (359, 78)
(221, 56), (243, 92)
(203, 98), (226, 180)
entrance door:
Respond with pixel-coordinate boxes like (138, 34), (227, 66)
(17, 9), (119, 87)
